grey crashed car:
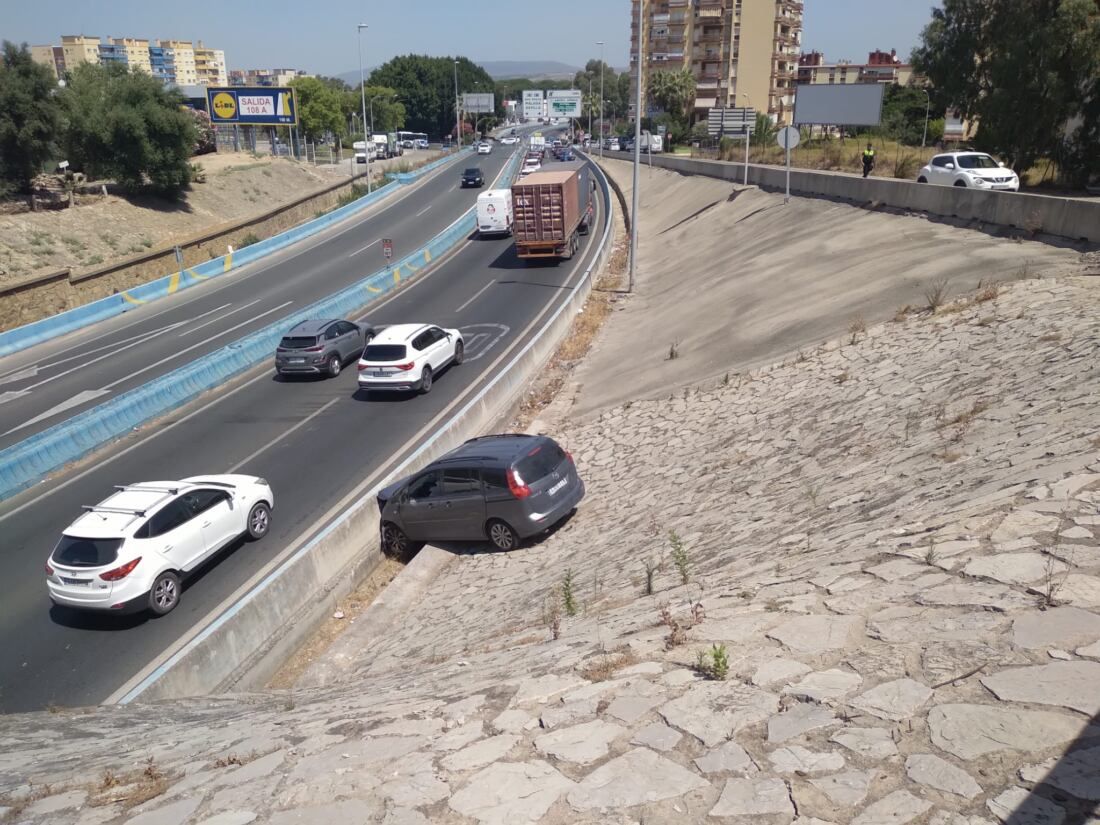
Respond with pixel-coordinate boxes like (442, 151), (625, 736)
(275, 319), (375, 378)
(377, 434), (585, 554)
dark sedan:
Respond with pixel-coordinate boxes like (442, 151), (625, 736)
(461, 168), (485, 188)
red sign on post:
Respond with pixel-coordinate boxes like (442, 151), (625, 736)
(382, 238), (393, 261)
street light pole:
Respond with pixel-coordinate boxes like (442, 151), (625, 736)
(629, 18), (642, 293)
(920, 87), (931, 148)
(453, 60), (461, 148)
(597, 40), (605, 158)
(356, 23), (371, 193)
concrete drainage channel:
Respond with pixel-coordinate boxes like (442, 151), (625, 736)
(0, 149), (520, 502)
(113, 160), (617, 703)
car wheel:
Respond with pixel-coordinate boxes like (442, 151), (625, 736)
(487, 519), (519, 552)
(954, 180), (966, 188)
(326, 354), (342, 377)
(382, 522), (422, 558)
(419, 365), (433, 394)
(148, 571), (180, 616)
(917, 176), (927, 183)
(247, 502), (271, 540)
(453, 340), (465, 365)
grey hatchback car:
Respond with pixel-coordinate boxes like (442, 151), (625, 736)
(377, 434), (584, 554)
(275, 319), (375, 378)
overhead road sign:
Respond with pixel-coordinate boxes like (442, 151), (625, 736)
(522, 90), (544, 120)
(462, 92), (495, 115)
(707, 106), (754, 137)
(207, 87), (298, 126)
(793, 83), (884, 126)
(547, 89), (583, 119)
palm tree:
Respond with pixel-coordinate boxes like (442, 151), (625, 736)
(648, 69), (696, 122)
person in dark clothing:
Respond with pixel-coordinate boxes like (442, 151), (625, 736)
(862, 143), (876, 178)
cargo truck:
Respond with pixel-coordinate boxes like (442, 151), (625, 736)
(511, 161), (593, 261)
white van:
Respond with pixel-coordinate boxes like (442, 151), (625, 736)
(476, 189), (513, 237)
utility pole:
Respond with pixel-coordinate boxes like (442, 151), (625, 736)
(357, 23), (370, 193)
(453, 60), (461, 147)
(597, 40), (605, 158)
(629, 3), (644, 293)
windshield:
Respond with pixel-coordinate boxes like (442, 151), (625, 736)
(363, 344), (407, 362)
(957, 154), (999, 169)
(279, 336), (317, 349)
(53, 536), (123, 567)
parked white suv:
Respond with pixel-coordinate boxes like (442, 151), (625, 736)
(357, 323), (464, 394)
(917, 151), (1020, 191)
(46, 476), (274, 616)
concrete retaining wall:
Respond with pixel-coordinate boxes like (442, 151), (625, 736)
(122, 161), (617, 702)
(604, 151), (1100, 244)
(0, 149), (507, 504)
(0, 150), (468, 357)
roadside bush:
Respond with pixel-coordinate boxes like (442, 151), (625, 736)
(238, 232), (261, 248)
(894, 153), (920, 179)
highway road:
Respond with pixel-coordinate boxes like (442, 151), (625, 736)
(0, 146), (511, 451)
(0, 149), (604, 713)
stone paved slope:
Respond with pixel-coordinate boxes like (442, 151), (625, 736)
(1, 277), (1099, 824)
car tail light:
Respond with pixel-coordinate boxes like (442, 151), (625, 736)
(507, 468), (531, 500)
(396, 362), (415, 371)
(303, 345), (323, 352)
(45, 562), (54, 576)
(357, 363), (370, 372)
(100, 557), (141, 582)
(565, 450), (574, 464)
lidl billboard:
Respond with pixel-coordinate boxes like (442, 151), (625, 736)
(207, 87), (298, 126)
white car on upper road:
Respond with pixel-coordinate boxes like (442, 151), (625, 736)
(46, 475), (274, 616)
(916, 151), (1020, 192)
(477, 142), (492, 155)
(500, 136), (520, 145)
(357, 323), (465, 395)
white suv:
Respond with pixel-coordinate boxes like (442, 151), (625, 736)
(46, 476), (273, 616)
(477, 141), (492, 155)
(357, 323), (464, 394)
(917, 151), (1020, 191)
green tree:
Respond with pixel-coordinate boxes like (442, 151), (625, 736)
(878, 85), (946, 146)
(369, 55), (493, 140)
(0, 41), (61, 195)
(290, 75), (346, 141)
(60, 62), (196, 197)
(358, 85), (406, 134)
(913, 0), (1100, 178)
(647, 69), (696, 124)
(752, 111), (778, 147)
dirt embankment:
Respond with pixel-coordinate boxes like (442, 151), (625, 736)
(0, 152), (389, 285)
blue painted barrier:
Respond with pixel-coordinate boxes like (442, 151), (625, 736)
(0, 149), (474, 359)
(0, 149), (519, 502)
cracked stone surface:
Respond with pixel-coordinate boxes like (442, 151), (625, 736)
(1, 239), (1099, 825)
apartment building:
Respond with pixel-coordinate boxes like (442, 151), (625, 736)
(29, 45), (64, 79)
(798, 49), (914, 86)
(159, 40), (197, 86)
(114, 38), (153, 74)
(194, 41), (228, 86)
(629, 0), (804, 125)
(228, 68), (309, 87)
(60, 35), (101, 70)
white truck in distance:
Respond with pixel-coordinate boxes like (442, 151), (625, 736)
(476, 190), (513, 237)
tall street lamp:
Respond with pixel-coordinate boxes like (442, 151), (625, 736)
(453, 60), (461, 147)
(356, 23), (371, 193)
(919, 87), (931, 148)
(597, 40), (605, 158)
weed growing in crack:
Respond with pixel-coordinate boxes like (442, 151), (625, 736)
(695, 644), (731, 680)
(924, 278), (949, 313)
(644, 557), (660, 595)
(666, 341), (680, 361)
(669, 530), (691, 585)
(1041, 519), (1069, 608)
(561, 569), (578, 617)
(848, 315), (867, 345)
(543, 591), (562, 640)
(924, 537), (939, 567)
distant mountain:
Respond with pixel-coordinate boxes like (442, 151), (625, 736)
(478, 61), (580, 80)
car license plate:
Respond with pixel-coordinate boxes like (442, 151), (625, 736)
(290, 358), (305, 364)
(372, 370), (388, 377)
(548, 478), (568, 496)
(60, 576), (89, 586)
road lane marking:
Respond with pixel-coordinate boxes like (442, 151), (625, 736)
(177, 299), (263, 337)
(103, 301), (293, 390)
(226, 397), (340, 473)
(4, 389), (112, 436)
(348, 238), (380, 257)
(415, 204), (433, 217)
(0, 366), (39, 385)
(455, 280), (496, 313)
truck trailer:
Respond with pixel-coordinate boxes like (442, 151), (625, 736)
(511, 161), (593, 261)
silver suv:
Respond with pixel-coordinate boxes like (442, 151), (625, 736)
(377, 434), (585, 554)
(275, 319), (375, 378)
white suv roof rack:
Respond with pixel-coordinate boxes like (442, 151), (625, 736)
(113, 483), (181, 494)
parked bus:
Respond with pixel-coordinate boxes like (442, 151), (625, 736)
(397, 131), (430, 149)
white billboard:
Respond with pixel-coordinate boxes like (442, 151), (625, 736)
(522, 90), (544, 120)
(792, 83), (885, 126)
(547, 89), (583, 119)
(462, 92), (495, 114)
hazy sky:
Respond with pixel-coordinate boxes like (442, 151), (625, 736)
(6, 0), (939, 74)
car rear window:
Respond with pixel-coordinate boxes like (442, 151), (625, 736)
(363, 344), (407, 361)
(53, 536), (123, 567)
(514, 442), (567, 482)
(464, 168), (480, 175)
(279, 336), (317, 349)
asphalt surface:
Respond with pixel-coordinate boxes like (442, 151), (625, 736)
(0, 150), (602, 713)
(0, 147), (511, 450)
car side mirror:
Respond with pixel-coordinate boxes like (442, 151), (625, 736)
(998, 161), (1005, 168)
(945, 163), (955, 170)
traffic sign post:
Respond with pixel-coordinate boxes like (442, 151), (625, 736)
(382, 238), (393, 263)
(776, 126), (800, 204)
(708, 107), (754, 186)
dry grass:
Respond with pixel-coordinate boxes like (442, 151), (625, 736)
(893, 304), (913, 323)
(86, 759), (171, 810)
(266, 555), (404, 690)
(924, 279), (950, 313)
(579, 648), (640, 682)
(848, 315), (867, 345)
(940, 400), (991, 431)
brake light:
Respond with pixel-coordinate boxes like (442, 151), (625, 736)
(303, 345), (323, 353)
(100, 557), (141, 582)
(507, 468), (531, 500)
(357, 363), (370, 372)
(45, 562), (54, 576)
(565, 450), (574, 464)
(396, 362), (416, 371)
